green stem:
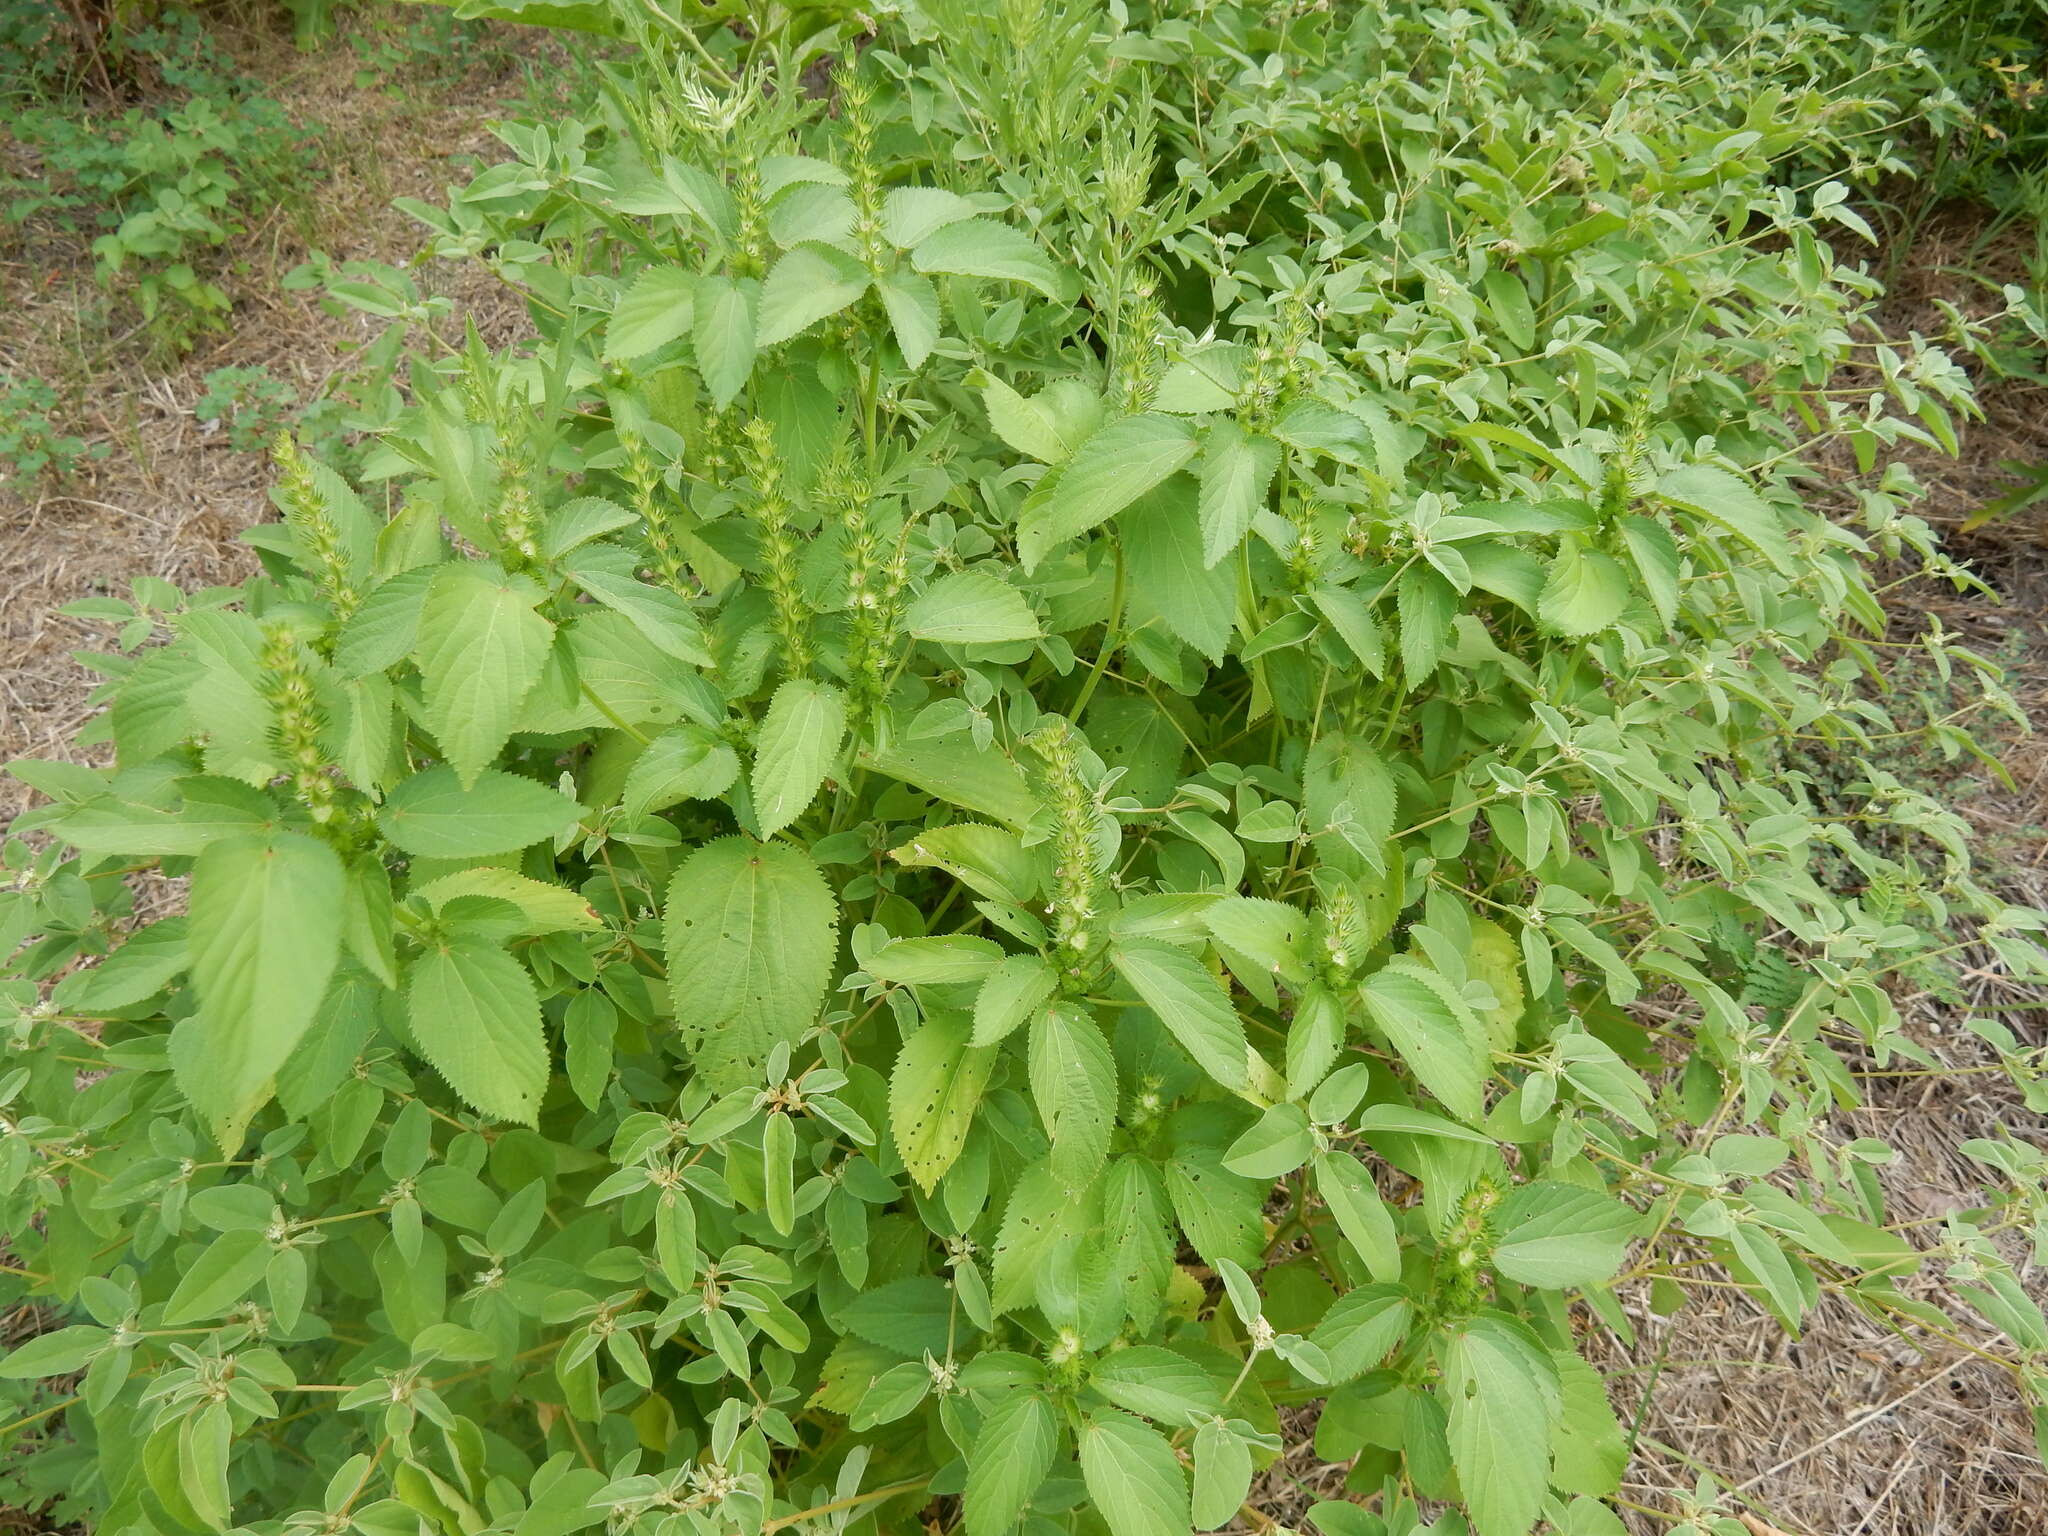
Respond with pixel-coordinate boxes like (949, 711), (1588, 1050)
(1070, 535), (1126, 720)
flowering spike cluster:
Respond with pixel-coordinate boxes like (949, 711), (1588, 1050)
(271, 434), (361, 625)
(1241, 291), (1318, 431)
(1433, 1179), (1502, 1318)
(1602, 395), (1655, 522)
(1113, 285), (1166, 415)
(1028, 716), (1104, 984)
(1099, 95), (1155, 230)
(1314, 880), (1365, 987)
(732, 158), (769, 279)
(620, 433), (694, 599)
(745, 419), (813, 678)
(830, 459), (908, 730)
(259, 622), (339, 829)
(839, 66), (887, 276)
(1285, 491), (1325, 591)
(461, 367), (541, 568)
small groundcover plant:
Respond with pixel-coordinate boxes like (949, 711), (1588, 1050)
(4, 3), (2048, 1534)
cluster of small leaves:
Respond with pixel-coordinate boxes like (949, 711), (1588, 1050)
(0, 372), (107, 488)
(3, 4), (2048, 1536)
(0, 9), (317, 352)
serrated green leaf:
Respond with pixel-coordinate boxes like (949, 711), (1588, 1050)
(1492, 1181), (1637, 1289)
(377, 767), (586, 858)
(1315, 1150), (1402, 1282)
(1537, 543), (1631, 638)
(1122, 477), (1234, 664)
(912, 217), (1063, 298)
(1111, 939), (1250, 1091)
(605, 265), (695, 361)
(1359, 961), (1490, 1125)
(1658, 462), (1794, 573)
(1442, 1315), (1560, 1536)
(665, 837), (838, 1088)
(757, 244), (870, 346)
(1029, 1001), (1116, 1189)
(868, 934), (1006, 984)
(879, 267), (941, 369)
(971, 952), (1058, 1045)
(964, 1391), (1058, 1536)
(175, 831), (344, 1150)
(694, 274), (757, 408)
(890, 1012), (997, 1193)
(406, 936), (548, 1124)
(751, 679), (847, 839)
(415, 562), (553, 789)
(1079, 1411), (1190, 1536)
(1198, 420), (1279, 567)
(883, 187), (980, 249)
(905, 569), (1041, 644)
(1017, 414), (1198, 571)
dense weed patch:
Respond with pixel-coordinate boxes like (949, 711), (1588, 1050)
(3, 4), (2047, 1536)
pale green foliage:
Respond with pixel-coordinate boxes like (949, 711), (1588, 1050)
(3, 3), (2047, 1536)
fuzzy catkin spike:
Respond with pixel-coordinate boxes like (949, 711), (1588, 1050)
(1241, 290), (1319, 431)
(620, 432), (695, 599)
(271, 434), (361, 625)
(1027, 716), (1105, 983)
(745, 419), (813, 678)
(1112, 284), (1167, 414)
(260, 621), (340, 830)
(1315, 880), (1365, 987)
(1602, 394), (1655, 521)
(830, 458), (910, 730)
(837, 64), (887, 275)
(1284, 490), (1326, 591)
(460, 362), (542, 569)
(732, 156), (770, 279)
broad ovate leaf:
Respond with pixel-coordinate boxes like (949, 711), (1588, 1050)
(406, 935), (549, 1125)
(414, 562), (553, 790)
(174, 831), (345, 1150)
(665, 838), (839, 1088)
(889, 1012), (998, 1193)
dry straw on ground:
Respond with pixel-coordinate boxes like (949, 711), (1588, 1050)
(2, 25), (2046, 1535)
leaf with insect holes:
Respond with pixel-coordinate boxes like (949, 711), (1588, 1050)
(665, 838), (839, 1090)
(889, 1012), (998, 1193)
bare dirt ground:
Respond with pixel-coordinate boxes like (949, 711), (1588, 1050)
(2, 23), (2047, 1536)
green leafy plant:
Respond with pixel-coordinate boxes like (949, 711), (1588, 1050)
(0, 373), (107, 489)
(193, 365), (350, 457)
(1, 10), (316, 353)
(4, 4), (2048, 1536)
